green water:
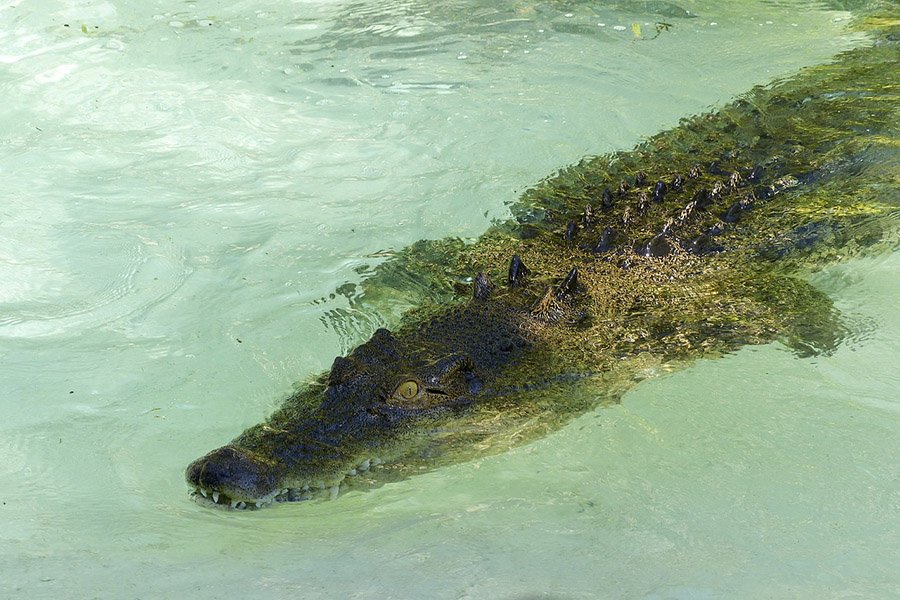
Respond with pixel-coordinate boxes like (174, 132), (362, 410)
(1, 1), (897, 598)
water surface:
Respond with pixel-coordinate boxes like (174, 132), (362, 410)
(1, 1), (897, 598)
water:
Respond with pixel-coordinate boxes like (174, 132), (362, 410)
(1, 0), (897, 598)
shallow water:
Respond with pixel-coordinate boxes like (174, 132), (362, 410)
(1, 0), (897, 598)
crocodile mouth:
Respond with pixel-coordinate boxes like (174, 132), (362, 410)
(187, 456), (383, 510)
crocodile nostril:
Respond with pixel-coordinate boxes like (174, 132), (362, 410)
(185, 446), (277, 497)
(186, 446), (242, 488)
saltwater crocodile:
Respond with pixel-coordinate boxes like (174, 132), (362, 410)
(186, 17), (899, 510)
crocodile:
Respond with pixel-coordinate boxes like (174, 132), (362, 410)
(186, 17), (899, 510)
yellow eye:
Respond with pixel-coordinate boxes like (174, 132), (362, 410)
(396, 380), (419, 400)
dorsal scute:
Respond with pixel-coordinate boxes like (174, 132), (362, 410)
(558, 266), (580, 296)
(508, 255), (530, 287)
(473, 271), (494, 301)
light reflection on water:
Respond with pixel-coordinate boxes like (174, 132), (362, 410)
(0, 0), (896, 598)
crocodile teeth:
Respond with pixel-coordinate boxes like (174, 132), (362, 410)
(230, 500), (239, 509)
(236, 501), (246, 510)
(212, 491), (220, 503)
(200, 488), (208, 498)
(358, 459), (370, 471)
(329, 485), (340, 500)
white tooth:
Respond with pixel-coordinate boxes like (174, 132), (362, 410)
(236, 501), (246, 510)
(200, 488), (208, 498)
(347, 469), (357, 477)
(302, 484), (310, 492)
(212, 491), (220, 503)
(358, 459), (370, 471)
(255, 501), (261, 508)
(281, 488), (288, 495)
(370, 457), (382, 466)
(230, 500), (239, 509)
(329, 485), (340, 500)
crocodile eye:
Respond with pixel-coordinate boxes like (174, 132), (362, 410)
(396, 380), (419, 400)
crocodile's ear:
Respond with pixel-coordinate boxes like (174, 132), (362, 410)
(473, 272), (494, 301)
(508, 255), (529, 287)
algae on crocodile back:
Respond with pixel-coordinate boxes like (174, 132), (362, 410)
(361, 16), (898, 308)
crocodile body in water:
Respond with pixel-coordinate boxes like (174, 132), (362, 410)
(186, 20), (899, 510)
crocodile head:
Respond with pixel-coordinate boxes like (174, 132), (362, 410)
(186, 303), (531, 509)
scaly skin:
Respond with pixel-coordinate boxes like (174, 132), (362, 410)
(186, 21), (899, 510)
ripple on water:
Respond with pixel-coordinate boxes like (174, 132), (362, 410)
(0, 407), (186, 546)
(0, 222), (192, 338)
